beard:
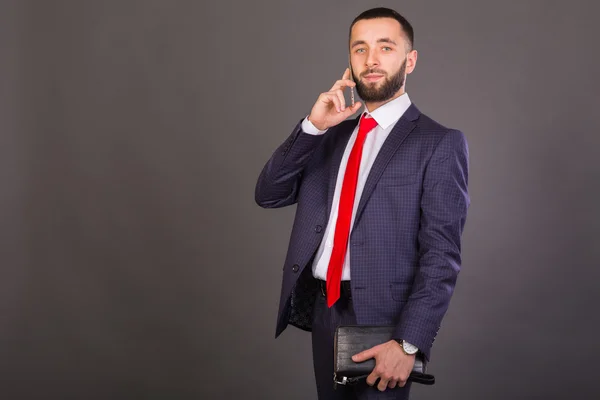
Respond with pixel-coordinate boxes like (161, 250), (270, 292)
(353, 59), (406, 103)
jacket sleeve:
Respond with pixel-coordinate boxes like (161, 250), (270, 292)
(255, 119), (325, 208)
(393, 129), (470, 360)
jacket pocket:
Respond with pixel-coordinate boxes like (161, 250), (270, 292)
(390, 282), (410, 302)
(378, 172), (417, 187)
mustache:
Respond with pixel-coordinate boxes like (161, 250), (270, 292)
(360, 69), (387, 77)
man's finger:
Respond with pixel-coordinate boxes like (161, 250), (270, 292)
(352, 346), (375, 362)
(331, 79), (356, 91)
(351, 350), (371, 362)
(333, 89), (345, 111)
(388, 379), (398, 389)
(342, 67), (350, 80)
(377, 377), (389, 392)
(328, 93), (342, 113)
(320, 92), (341, 112)
(365, 372), (379, 387)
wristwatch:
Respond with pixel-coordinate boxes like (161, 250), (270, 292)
(395, 339), (419, 355)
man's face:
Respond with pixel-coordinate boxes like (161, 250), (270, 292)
(349, 18), (415, 103)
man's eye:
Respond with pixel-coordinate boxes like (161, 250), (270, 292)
(382, 47), (392, 51)
(356, 48), (365, 54)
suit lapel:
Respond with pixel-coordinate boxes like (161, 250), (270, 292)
(353, 104), (420, 229)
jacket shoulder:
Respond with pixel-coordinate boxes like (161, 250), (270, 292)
(414, 110), (466, 144)
(416, 111), (455, 134)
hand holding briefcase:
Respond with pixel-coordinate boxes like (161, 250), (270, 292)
(333, 325), (436, 386)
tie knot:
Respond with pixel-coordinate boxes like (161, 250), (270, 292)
(358, 113), (378, 135)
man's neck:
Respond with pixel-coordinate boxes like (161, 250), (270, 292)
(364, 89), (406, 113)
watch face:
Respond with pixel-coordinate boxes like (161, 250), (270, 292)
(403, 341), (418, 354)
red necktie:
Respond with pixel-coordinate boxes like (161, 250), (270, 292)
(326, 113), (378, 307)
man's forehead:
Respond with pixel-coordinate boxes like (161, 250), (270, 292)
(350, 17), (404, 39)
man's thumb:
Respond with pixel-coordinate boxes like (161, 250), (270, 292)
(351, 101), (363, 113)
(352, 349), (372, 362)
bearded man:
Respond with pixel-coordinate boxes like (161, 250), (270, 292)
(255, 7), (470, 400)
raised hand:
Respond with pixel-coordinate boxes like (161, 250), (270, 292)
(307, 68), (363, 131)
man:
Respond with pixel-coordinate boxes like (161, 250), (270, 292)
(255, 7), (469, 400)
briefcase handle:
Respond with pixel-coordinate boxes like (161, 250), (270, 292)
(334, 370), (435, 386)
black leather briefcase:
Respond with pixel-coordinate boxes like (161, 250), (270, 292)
(333, 325), (435, 386)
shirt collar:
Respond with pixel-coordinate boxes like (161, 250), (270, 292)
(363, 93), (412, 130)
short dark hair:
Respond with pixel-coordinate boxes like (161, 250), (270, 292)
(349, 7), (414, 51)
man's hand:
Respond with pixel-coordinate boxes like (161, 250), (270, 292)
(352, 340), (415, 392)
(307, 68), (363, 131)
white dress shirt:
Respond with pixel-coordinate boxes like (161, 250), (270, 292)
(302, 93), (412, 280)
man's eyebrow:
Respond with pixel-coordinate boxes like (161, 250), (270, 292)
(377, 38), (397, 45)
(350, 40), (367, 48)
(350, 38), (398, 48)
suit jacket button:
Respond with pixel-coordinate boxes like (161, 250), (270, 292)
(315, 225), (323, 233)
(292, 264), (300, 273)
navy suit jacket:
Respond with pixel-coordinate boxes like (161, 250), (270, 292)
(255, 103), (469, 360)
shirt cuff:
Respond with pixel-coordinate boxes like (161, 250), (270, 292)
(301, 116), (328, 135)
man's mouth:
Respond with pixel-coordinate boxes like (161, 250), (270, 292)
(363, 74), (384, 82)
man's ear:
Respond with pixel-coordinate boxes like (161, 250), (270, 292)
(406, 49), (418, 74)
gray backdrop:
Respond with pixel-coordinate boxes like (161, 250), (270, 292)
(1, 0), (599, 399)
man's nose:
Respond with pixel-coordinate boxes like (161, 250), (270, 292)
(366, 51), (379, 68)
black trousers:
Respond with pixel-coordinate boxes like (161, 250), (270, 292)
(311, 281), (412, 400)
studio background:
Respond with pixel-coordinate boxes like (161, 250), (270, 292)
(1, 0), (599, 399)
